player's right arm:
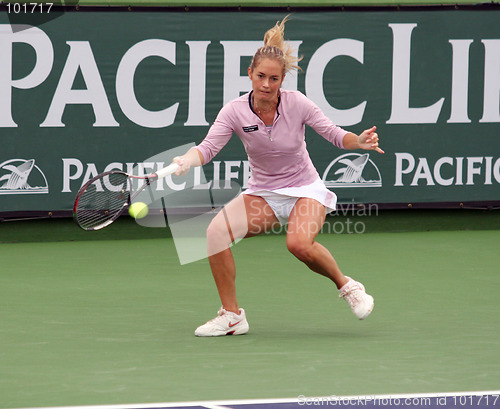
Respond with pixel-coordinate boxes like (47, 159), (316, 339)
(173, 103), (235, 176)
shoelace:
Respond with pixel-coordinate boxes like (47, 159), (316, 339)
(339, 284), (363, 305)
(204, 308), (228, 324)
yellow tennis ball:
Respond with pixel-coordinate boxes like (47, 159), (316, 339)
(128, 202), (149, 219)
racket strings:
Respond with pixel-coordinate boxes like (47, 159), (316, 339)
(75, 173), (130, 230)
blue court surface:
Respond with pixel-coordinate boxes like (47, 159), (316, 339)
(31, 392), (500, 409)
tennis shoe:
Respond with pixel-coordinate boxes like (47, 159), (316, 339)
(195, 307), (249, 337)
(339, 277), (374, 320)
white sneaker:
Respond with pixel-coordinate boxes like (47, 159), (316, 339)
(194, 307), (249, 337)
(339, 277), (374, 320)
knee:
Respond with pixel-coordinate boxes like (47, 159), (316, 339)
(206, 220), (233, 256)
(206, 219), (231, 245)
(287, 237), (314, 263)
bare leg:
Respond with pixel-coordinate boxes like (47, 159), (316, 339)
(206, 194), (279, 313)
(286, 198), (349, 289)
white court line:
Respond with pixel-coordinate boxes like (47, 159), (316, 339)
(13, 391), (500, 409)
(200, 405), (237, 409)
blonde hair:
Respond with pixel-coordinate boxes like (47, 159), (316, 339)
(250, 15), (302, 75)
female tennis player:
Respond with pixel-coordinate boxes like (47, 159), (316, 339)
(173, 15), (384, 336)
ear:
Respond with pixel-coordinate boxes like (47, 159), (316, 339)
(248, 66), (252, 79)
(280, 73), (286, 86)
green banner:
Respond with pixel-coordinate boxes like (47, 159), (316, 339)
(0, 9), (499, 213)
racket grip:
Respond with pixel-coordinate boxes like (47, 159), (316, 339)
(155, 163), (179, 179)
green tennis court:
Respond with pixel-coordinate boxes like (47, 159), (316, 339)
(1, 211), (499, 408)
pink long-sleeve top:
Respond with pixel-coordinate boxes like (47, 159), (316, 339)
(196, 89), (349, 191)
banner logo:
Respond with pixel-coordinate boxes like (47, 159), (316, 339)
(0, 159), (49, 195)
(322, 153), (382, 188)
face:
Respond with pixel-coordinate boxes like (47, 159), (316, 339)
(248, 58), (285, 104)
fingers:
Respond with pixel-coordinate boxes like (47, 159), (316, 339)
(362, 126), (384, 154)
(363, 132), (379, 145)
(368, 136), (384, 154)
(360, 126), (377, 142)
(362, 125), (376, 136)
(172, 156), (191, 176)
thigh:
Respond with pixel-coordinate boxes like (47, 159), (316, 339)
(286, 197), (326, 244)
(210, 193), (280, 242)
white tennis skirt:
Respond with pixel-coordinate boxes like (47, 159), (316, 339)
(242, 177), (337, 225)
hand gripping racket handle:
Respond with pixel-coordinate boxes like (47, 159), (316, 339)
(155, 162), (179, 179)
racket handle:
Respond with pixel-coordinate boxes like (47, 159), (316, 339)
(155, 162), (179, 179)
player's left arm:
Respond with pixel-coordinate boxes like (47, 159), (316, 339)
(343, 126), (384, 154)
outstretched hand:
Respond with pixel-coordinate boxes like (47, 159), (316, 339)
(358, 126), (384, 154)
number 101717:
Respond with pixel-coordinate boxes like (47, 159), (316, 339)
(452, 395), (499, 406)
(6, 3), (54, 13)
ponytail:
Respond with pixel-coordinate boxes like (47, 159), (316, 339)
(250, 15), (302, 75)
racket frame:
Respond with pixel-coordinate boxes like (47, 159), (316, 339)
(73, 163), (178, 231)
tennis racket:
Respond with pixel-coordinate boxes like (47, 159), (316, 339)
(73, 162), (179, 231)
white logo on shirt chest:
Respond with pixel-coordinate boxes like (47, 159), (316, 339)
(242, 125), (259, 133)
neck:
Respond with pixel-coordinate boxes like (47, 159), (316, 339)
(253, 96), (277, 114)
